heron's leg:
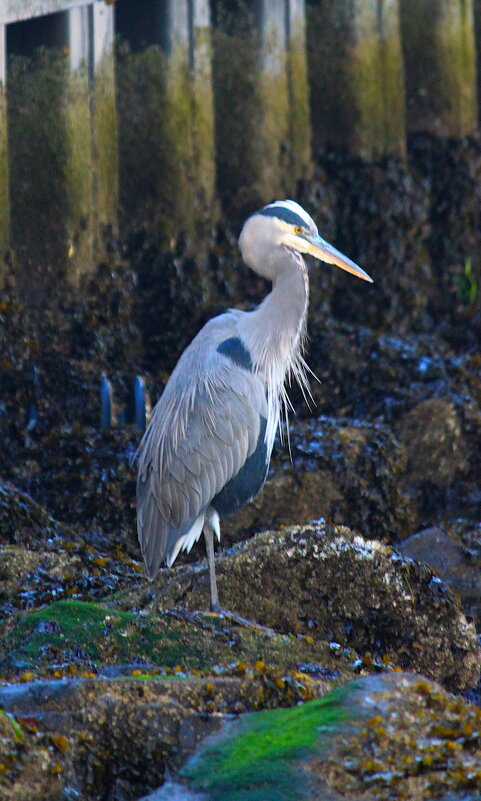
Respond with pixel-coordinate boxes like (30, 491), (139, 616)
(204, 522), (221, 613)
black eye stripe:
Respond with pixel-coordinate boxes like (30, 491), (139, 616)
(258, 206), (308, 229)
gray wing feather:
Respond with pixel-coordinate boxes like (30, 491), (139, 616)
(137, 328), (267, 576)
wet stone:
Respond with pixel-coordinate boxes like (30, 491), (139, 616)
(397, 520), (481, 627)
(150, 673), (481, 801)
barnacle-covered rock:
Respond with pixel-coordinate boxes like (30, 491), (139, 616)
(136, 522), (480, 691)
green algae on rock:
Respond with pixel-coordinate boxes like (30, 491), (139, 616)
(0, 598), (353, 684)
(162, 673), (481, 801)
(182, 685), (354, 801)
(0, 665), (335, 801)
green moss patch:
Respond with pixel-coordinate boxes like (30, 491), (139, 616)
(181, 674), (481, 801)
(183, 684), (352, 801)
(0, 599), (188, 674)
(0, 599), (351, 683)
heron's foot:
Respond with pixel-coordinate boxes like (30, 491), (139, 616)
(206, 607), (276, 636)
(164, 606), (275, 635)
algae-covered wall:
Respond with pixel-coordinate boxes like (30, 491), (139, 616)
(0, 29), (8, 268)
(91, 4), (118, 256)
(400, 0), (478, 136)
(307, 0), (406, 161)
(2, 0), (481, 291)
(116, 0), (215, 241)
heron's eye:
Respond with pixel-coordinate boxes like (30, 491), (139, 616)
(294, 226), (303, 235)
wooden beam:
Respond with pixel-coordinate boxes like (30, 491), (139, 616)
(0, 0), (102, 26)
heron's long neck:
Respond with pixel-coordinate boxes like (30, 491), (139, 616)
(240, 251), (309, 453)
(245, 251), (309, 376)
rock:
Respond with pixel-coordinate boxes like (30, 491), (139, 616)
(395, 397), (469, 485)
(161, 672), (481, 801)
(0, 481), (67, 547)
(0, 668), (332, 801)
(0, 704), (62, 801)
(0, 597), (354, 683)
(303, 321), (481, 524)
(131, 522), (480, 691)
(0, 540), (143, 619)
(2, 666), (481, 800)
(397, 521), (481, 626)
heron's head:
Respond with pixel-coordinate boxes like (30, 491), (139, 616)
(239, 199), (372, 283)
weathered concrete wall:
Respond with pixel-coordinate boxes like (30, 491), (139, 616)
(307, 0), (406, 161)
(213, 0), (311, 218)
(0, 24), (8, 265)
(400, 0), (478, 137)
(7, 5), (118, 296)
(63, 7), (94, 283)
(116, 0), (215, 240)
(287, 0), (312, 181)
(91, 3), (118, 255)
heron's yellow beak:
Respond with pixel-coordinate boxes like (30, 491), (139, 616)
(302, 234), (373, 283)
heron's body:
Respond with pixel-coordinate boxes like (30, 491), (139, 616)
(137, 200), (372, 611)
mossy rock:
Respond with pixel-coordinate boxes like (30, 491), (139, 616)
(2, 671), (480, 801)
(181, 684), (353, 801)
(171, 673), (481, 801)
(125, 522), (480, 691)
(0, 664), (338, 800)
(0, 598), (355, 682)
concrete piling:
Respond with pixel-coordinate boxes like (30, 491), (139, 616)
(116, 0), (215, 240)
(91, 3), (118, 256)
(400, 0), (478, 137)
(213, 0), (311, 217)
(6, 2), (119, 295)
(0, 23), (8, 267)
(287, 0), (312, 181)
(191, 0), (216, 223)
(63, 6), (94, 283)
(307, 0), (406, 161)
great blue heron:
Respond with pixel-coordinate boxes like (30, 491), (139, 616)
(137, 200), (372, 612)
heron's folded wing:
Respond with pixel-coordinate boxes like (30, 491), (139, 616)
(136, 349), (267, 572)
